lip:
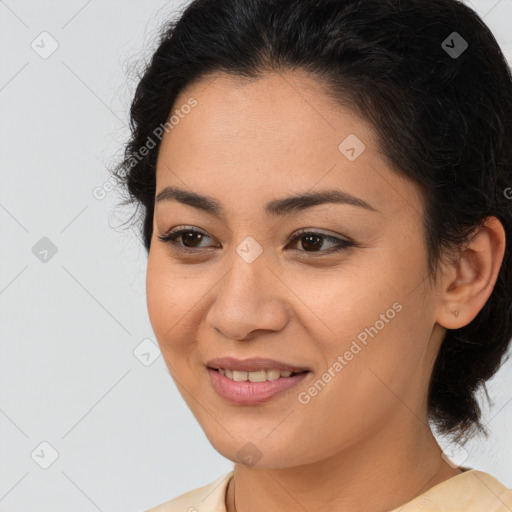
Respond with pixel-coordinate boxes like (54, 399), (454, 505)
(207, 367), (310, 404)
(206, 356), (310, 373)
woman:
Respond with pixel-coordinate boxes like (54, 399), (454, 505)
(114, 0), (512, 510)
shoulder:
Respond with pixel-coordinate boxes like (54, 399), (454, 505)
(392, 469), (512, 511)
(143, 471), (233, 512)
(461, 470), (512, 511)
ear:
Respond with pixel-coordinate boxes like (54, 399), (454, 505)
(436, 216), (506, 330)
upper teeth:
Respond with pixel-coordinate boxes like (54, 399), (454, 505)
(218, 368), (296, 382)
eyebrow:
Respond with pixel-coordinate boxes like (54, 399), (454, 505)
(155, 186), (379, 217)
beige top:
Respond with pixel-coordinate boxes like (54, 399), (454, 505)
(144, 468), (512, 512)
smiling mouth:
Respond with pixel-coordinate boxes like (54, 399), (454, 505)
(207, 366), (311, 404)
(210, 367), (309, 382)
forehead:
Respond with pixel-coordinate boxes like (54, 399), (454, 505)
(155, 70), (425, 221)
(169, 69), (372, 144)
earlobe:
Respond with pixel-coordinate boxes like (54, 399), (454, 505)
(436, 216), (506, 330)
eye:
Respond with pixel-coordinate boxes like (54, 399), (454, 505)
(286, 228), (354, 256)
(158, 226), (354, 256)
(157, 226), (218, 253)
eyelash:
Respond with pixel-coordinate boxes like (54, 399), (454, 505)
(157, 226), (354, 257)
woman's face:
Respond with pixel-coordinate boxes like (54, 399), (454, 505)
(146, 70), (445, 468)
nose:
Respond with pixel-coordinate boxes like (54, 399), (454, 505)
(205, 246), (289, 341)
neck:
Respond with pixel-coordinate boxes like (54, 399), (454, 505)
(226, 417), (462, 512)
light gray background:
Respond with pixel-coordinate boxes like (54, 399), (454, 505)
(1, 1), (511, 511)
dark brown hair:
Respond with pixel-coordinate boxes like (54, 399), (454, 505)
(112, 0), (512, 444)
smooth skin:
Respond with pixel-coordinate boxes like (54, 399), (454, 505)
(146, 69), (506, 512)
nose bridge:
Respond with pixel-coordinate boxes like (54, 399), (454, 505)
(206, 239), (288, 339)
(220, 231), (270, 296)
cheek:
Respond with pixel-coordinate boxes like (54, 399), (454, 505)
(145, 249), (210, 367)
(145, 251), (191, 348)
(281, 256), (404, 342)
(290, 309), (429, 456)
(146, 252), (173, 337)
(291, 253), (432, 401)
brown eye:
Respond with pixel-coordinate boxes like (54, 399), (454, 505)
(157, 227), (218, 253)
(287, 230), (354, 255)
(180, 231), (205, 248)
(299, 233), (324, 251)
(157, 226), (354, 257)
